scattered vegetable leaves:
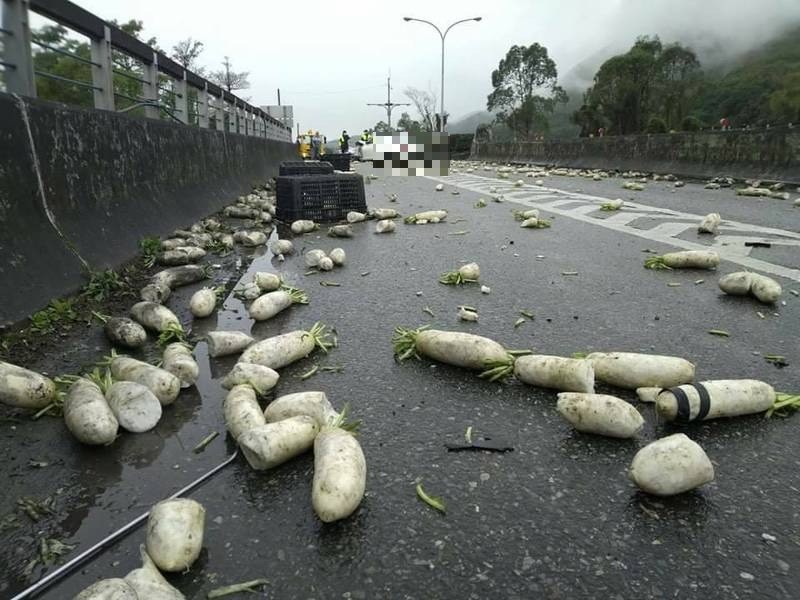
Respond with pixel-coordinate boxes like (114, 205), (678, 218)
(416, 483), (446, 513)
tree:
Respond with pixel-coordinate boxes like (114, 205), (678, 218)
(172, 37), (205, 74)
(768, 72), (800, 124)
(372, 120), (391, 135)
(396, 112), (424, 134)
(486, 43), (567, 140)
(404, 87), (437, 132)
(210, 56), (250, 93)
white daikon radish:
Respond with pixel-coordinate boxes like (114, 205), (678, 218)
(254, 272), (282, 292)
(698, 213), (721, 234)
(233, 230), (268, 247)
(329, 248), (346, 266)
(393, 327), (514, 379)
(718, 271), (753, 296)
(124, 546), (184, 600)
(224, 384), (265, 440)
(162, 343), (199, 388)
(145, 499), (205, 572)
(238, 416), (320, 470)
(623, 182), (644, 191)
(100, 316), (147, 349)
(157, 247), (205, 266)
(160, 238), (185, 251)
(750, 273), (782, 303)
(404, 210), (447, 224)
(520, 217), (551, 228)
(587, 352), (695, 389)
(269, 239), (294, 255)
(435, 183), (444, 191)
(263, 391), (339, 428)
(318, 256), (334, 271)
(239, 322), (334, 370)
(481, 285), (491, 294)
(370, 208), (398, 220)
(458, 306), (478, 321)
(109, 356), (180, 406)
(556, 393), (644, 438)
(235, 281), (262, 301)
(644, 250), (720, 270)
(305, 249), (326, 267)
(189, 287), (218, 318)
(74, 578), (138, 599)
(224, 205), (261, 219)
(312, 411), (366, 522)
(291, 220), (318, 234)
(439, 262), (480, 285)
(600, 199), (624, 211)
(221, 363), (279, 395)
(151, 265), (208, 290)
(140, 282), (171, 304)
(514, 355), (594, 393)
(206, 331), (254, 358)
(375, 219), (396, 233)
(636, 387), (661, 403)
(248, 286), (309, 321)
(347, 211), (366, 223)
(106, 381), (162, 433)
(328, 224), (353, 238)
(656, 379), (775, 422)
(628, 433), (714, 496)
(512, 208), (539, 221)
(0, 361), (57, 409)
(63, 378), (118, 445)
(130, 302), (181, 333)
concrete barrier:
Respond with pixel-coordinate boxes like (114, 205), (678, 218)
(471, 129), (800, 183)
(0, 92), (296, 328)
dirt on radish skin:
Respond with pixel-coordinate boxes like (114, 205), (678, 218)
(718, 272), (753, 296)
(238, 324), (331, 370)
(206, 331), (255, 358)
(106, 380), (162, 433)
(254, 272), (282, 292)
(313, 427), (366, 522)
(140, 282), (171, 304)
(124, 545), (185, 599)
(74, 578), (138, 599)
(221, 363), (279, 394)
(110, 356), (180, 406)
(189, 288), (217, 318)
(224, 384), (266, 440)
(628, 433), (714, 496)
(103, 317), (147, 349)
(556, 393), (644, 438)
(514, 355), (594, 393)
(750, 273), (782, 303)
(587, 352), (695, 389)
(162, 343), (199, 388)
(264, 391), (339, 428)
(656, 379), (776, 422)
(63, 378), (119, 445)
(145, 498), (205, 572)
(0, 360), (57, 409)
(151, 265), (208, 290)
(238, 416), (320, 470)
(130, 302), (181, 333)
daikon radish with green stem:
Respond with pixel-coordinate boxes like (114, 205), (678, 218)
(312, 406), (365, 522)
(557, 392), (644, 438)
(221, 363), (279, 395)
(151, 264), (209, 290)
(224, 384), (265, 440)
(439, 262), (480, 285)
(392, 326), (521, 380)
(124, 545), (185, 599)
(238, 415), (320, 470)
(628, 433), (714, 496)
(514, 355), (594, 393)
(162, 343), (199, 388)
(600, 199), (624, 211)
(63, 376), (119, 445)
(145, 498), (205, 572)
(404, 210), (447, 224)
(239, 322), (335, 370)
(248, 285), (309, 321)
(644, 250), (720, 270)
(189, 286), (223, 318)
(130, 301), (182, 336)
(93, 312), (147, 349)
(108, 353), (180, 406)
(0, 360), (57, 409)
(656, 379), (778, 422)
(587, 351), (695, 389)
(254, 271), (282, 292)
(206, 330), (255, 358)
(264, 390), (339, 428)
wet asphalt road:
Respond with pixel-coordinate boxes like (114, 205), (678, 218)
(2, 161), (800, 599)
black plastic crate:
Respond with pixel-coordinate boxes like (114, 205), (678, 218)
(276, 173), (366, 222)
(279, 160), (334, 176)
(320, 153), (351, 171)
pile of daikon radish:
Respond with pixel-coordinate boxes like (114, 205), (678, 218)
(393, 326), (795, 496)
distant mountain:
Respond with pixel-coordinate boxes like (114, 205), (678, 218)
(447, 110), (495, 134)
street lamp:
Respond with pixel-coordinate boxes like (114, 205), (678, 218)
(403, 16), (482, 132)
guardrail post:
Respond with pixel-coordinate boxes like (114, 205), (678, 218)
(89, 24), (114, 110)
(230, 102), (237, 134)
(143, 51), (159, 119)
(215, 97), (224, 131)
(198, 82), (209, 128)
(245, 108), (252, 136)
(2, 0), (36, 97)
(175, 70), (188, 124)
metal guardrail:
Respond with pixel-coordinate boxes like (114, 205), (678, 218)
(0, 0), (291, 141)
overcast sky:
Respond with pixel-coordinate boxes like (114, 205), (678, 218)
(62, 0), (800, 138)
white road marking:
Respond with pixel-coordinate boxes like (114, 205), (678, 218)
(429, 173), (800, 283)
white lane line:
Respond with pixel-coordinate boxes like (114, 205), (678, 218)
(430, 173), (800, 282)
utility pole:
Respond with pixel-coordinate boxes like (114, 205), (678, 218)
(367, 76), (410, 131)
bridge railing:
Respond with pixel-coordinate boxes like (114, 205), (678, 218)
(0, 0), (291, 141)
